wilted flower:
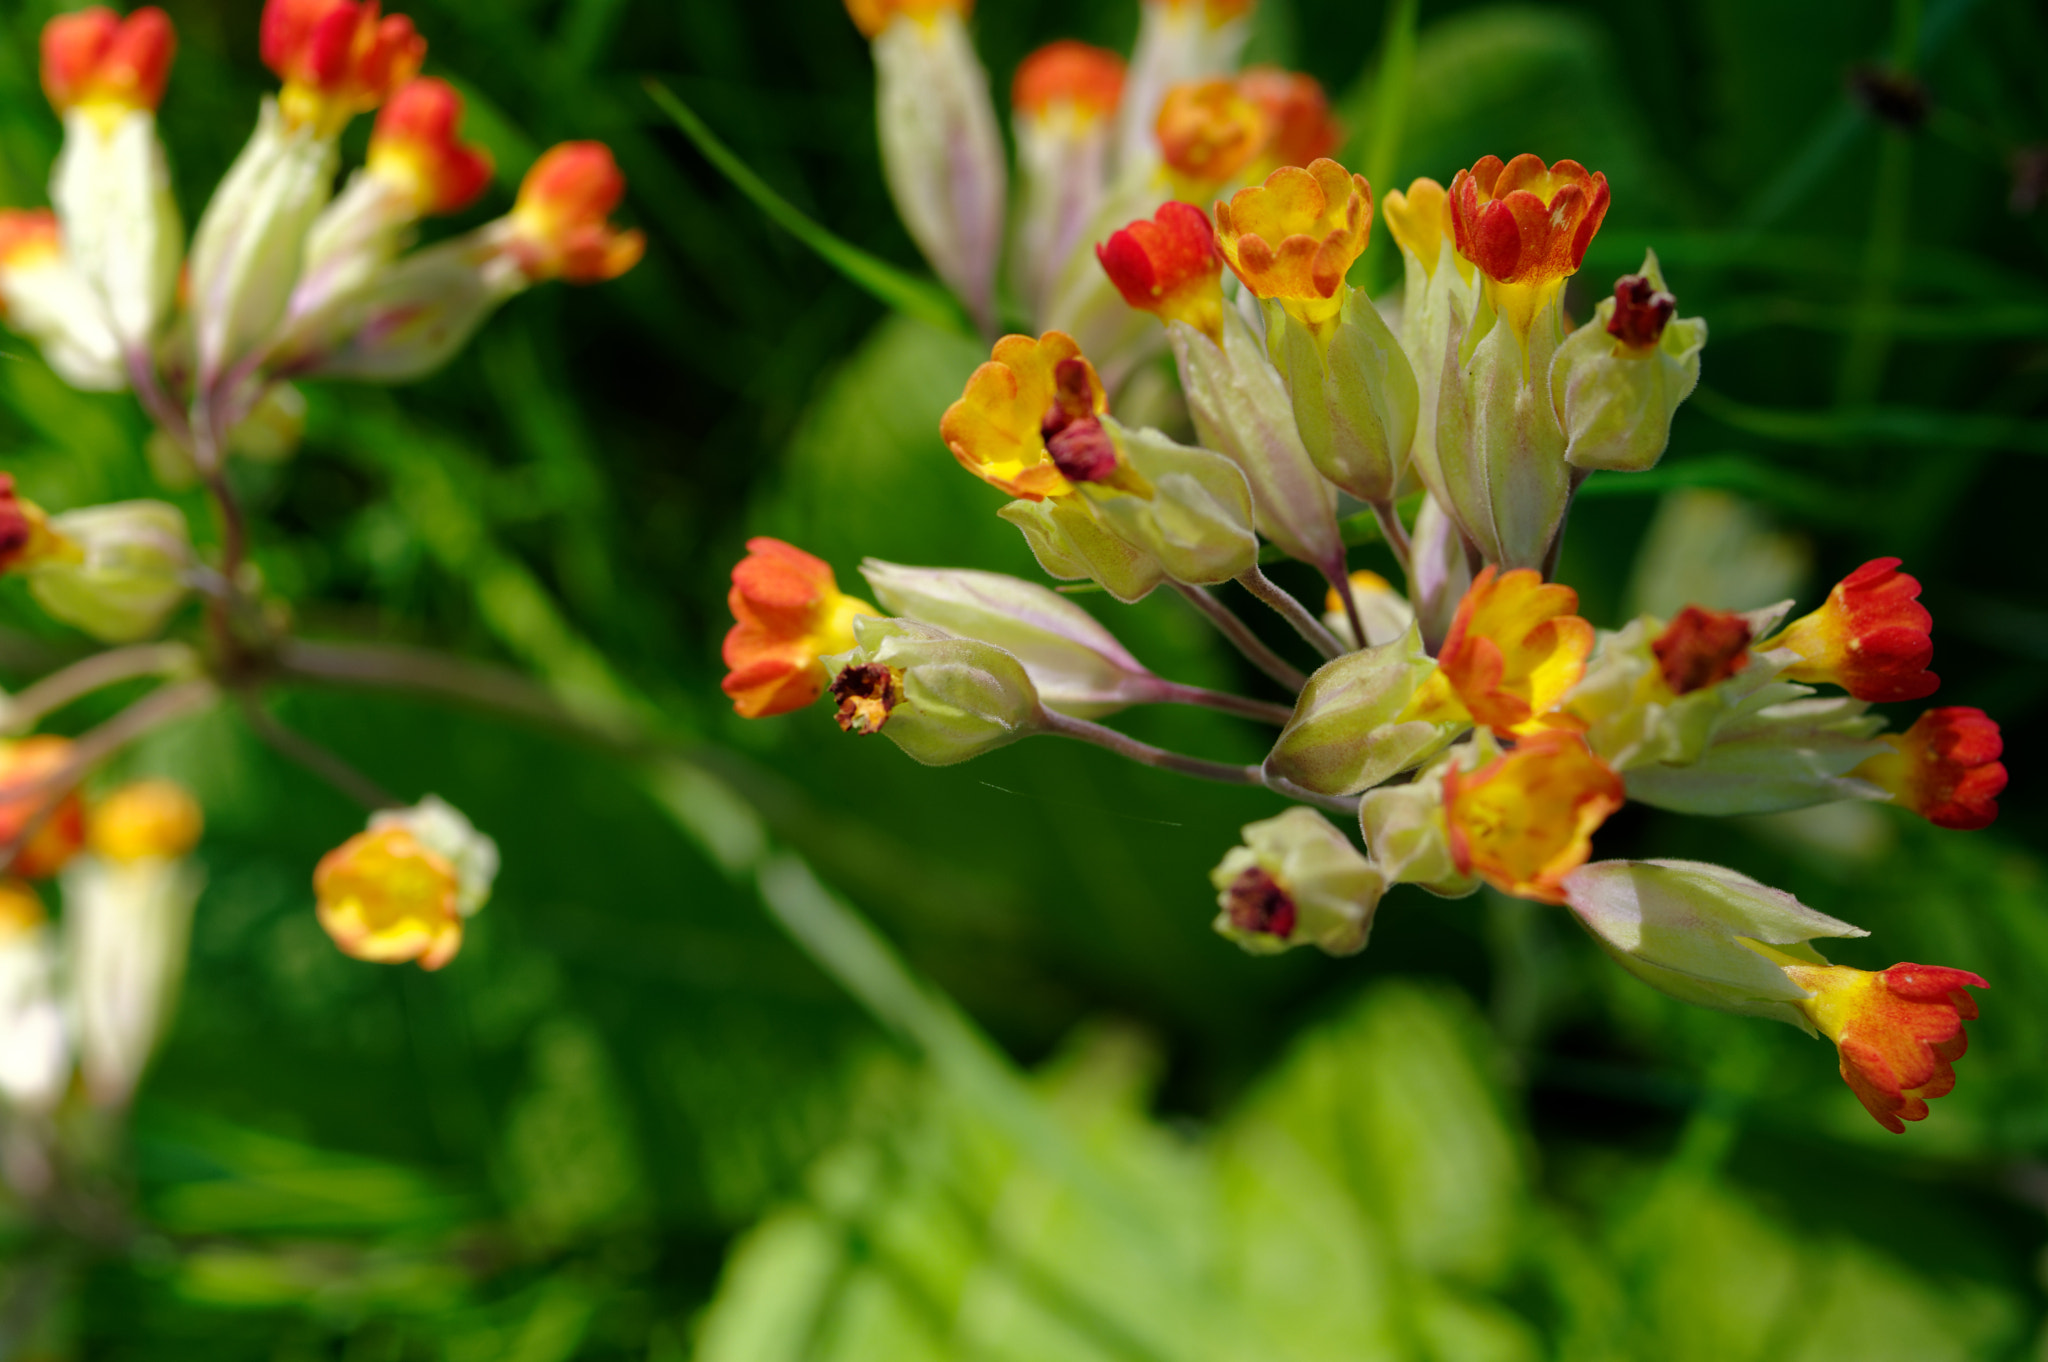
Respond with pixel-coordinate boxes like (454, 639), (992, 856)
(1551, 252), (1707, 473)
(7, 499), (193, 643)
(1210, 806), (1383, 956)
(823, 617), (1046, 765)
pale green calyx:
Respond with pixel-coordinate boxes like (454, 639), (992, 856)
(1551, 250), (1707, 474)
(1568, 605), (1795, 772)
(1210, 806), (1385, 957)
(1561, 859), (1867, 1029)
(1266, 623), (1460, 796)
(861, 559), (1162, 719)
(1262, 288), (1419, 506)
(28, 501), (192, 643)
(1075, 416), (1259, 586)
(824, 616), (1047, 767)
(999, 495), (1165, 605)
(1622, 682), (1890, 816)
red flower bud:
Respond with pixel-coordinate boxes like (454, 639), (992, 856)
(1856, 706), (2005, 830)
(1766, 557), (1937, 703)
(504, 142), (645, 284)
(262, 0), (424, 134)
(41, 6), (176, 115)
(1095, 201), (1224, 344)
(1012, 40), (1124, 120)
(369, 77), (494, 215)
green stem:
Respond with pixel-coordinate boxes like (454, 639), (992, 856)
(1171, 582), (1309, 690)
(1238, 566), (1345, 660)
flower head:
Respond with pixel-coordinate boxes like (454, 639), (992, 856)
(1155, 78), (1267, 194)
(722, 538), (878, 719)
(1606, 272), (1675, 350)
(1447, 153), (1610, 338)
(1652, 605), (1751, 696)
(314, 796), (496, 971)
(1096, 201), (1224, 344)
(1012, 40), (1124, 121)
(367, 77), (493, 215)
(0, 737), (87, 881)
(90, 779), (203, 862)
(1774, 956), (1986, 1133)
(261, 0), (425, 137)
(1213, 158), (1371, 331)
(503, 142), (645, 284)
(843, 0), (969, 40)
(1763, 558), (1937, 702)
(941, 331), (1114, 500)
(1235, 67), (1341, 171)
(1443, 731), (1624, 903)
(41, 6), (176, 117)
(1854, 706), (2005, 830)
(1402, 566), (1594, 737)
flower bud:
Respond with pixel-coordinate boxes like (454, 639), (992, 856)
(1357, 732), (1498, 898)
(1012, 42), (1124, 321)
(1117, 0), (1254, 171)
(0, 880), (68, 1115)
(1381, 180), (1472, 491)
(0, 210), (125, 390)
(43, 8), (182, 352)
(367, 77), (494, 216)
(1322, 569), (1413, 650)
(1235, 67), (1341, 173)
(861, 560), (1163, 718)
(855, 0), (1004, 332)
(1167, 301), (1344, 576)
(1266, 624), (1459, 796)
(1853, 706), (2005, 830)
(1077, 416), (1258, 585)
(496, 142), (644, 285)
(1399, 566), (1593, 738)
(66, 780), (205, 1106)
(1622, 682), (1890, 816)
(1443, 731), (1623, 903)
(19, 500), (191, 643)
(1154, 79), (1267, 198)
(997, 494), (1165, 603)
(1096, 201), (1225, 345)
(262, 0), (425, 138)
(1446, 153), (1610, 344)
(0, 738), (87, 881)
(1761, 558), (1937, 703)
(1561, 859), (1868, 1027)
(1551, 252), (1707, 473)
(1211, 806), (1383, 956)
(823, 617), (1047, 766)
(314, 795), (498, 971)
(722, 538), (878, 718)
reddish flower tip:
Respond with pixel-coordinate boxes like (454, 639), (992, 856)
(1857, 706), (2006, 830)
(1447, 153), (1610, 287)
(369, 77), (494, 215)
(1223, 865), (1297, 938)
(1652, 605), (1750, 695)
(1095, 201), (1223, 342)
(506, 142), (645, 283)
(42, 6), (176, 115)
(1012, 40), (1124, 119)
(263, 0), (425, 133)
(1769, 557), (1937, 703)
(1786, 959), (1986, 1133)
(1606, 272), (1675, 349)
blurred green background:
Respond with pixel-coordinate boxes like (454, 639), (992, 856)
(1, 0), (2046, 1356)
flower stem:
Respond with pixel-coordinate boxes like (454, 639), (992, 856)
(237, 699), (399, 811)
(1370, 498), (1412, 573)
(1152, 682), (1295, 726)
(1041, 709), (1263, 787)
(1238, 566), (1345, 660)
(1262, 771), (1363, 816)
(1, 644), (196, 737)
(1171, 581), (1308, 691)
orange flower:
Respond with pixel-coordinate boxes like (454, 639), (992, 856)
(1651, 605), (1750, 695)
(1606, 272), (1676, 350)
(1854, 707), (2005, 830)
(1763, 558), (1937, 702)
(1443, 731), (1623, 903)
(1402, 566), (1593, 737)
(261, 0), (425, 137)
(314, 825), (463, 970)
(89, 779), (203, 862)
(1235, 67), (1341, 171)
(0, 737), (87, 880)
(503, 142), (645, 284)
(1213, 158), (1371, 332)
(1155, 79), (1267, 194)
(367, 77), (493, 215)
(1447, 153), (1610, 337)
(843, 0), (969, 40)
(1380, 176), (1462, 278)
(1775, 958), (1986, 1133)
(1096, 201), (1224, 344)
(1012, 40), (1124, 120)
(41, 6), (176, 116)
(721, 538), (878, 719)
(941, 331), (1122, 500)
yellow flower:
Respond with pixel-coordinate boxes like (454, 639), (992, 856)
(314, 826), (463, 970)
(942, 331), (1149, 501)
(1401, 566), (1592, 736)
(90, 779), (202, 862)
(1213, 157), (1371, 333)
(1443, 731), (1623, 903)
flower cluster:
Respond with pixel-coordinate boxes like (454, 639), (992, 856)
(724, 0), (2008, 1134)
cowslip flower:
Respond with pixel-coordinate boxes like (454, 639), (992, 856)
(1095, 201), (1225, 344)
(1401, 567), (1593, 737)
(1447, 153), (1610, 340)
(0, 209), (124, 390)
(364, 76), (493, 216)
(314, 795), (498, 971)
(1155, 78), (1267, 196)
(0, 738), (87, 881)
(722, 538), (879, 719)
(262, 0), (425, 137)
(1212, 158), (1371, 333)
(1854, 706), (2005, 830)
(498, 142), (645, 284)
(1012, 42), (1125, 318)
(1210, 806), (1383, 956)
(41, 6), (176, 120)
(1381, 176), (1462, 281)
(842, 0), (968, 38)
(1235, 67), (1341, 173)
(3, 499), (193, 643)
(1443, 730), (1624, 903)
(1761, 558), (1937, 702)
(942, 331), (1116, 500)
(1757, 949), (1987, 1133)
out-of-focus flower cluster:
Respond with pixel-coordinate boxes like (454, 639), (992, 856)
(721, 0), (2007, 1135)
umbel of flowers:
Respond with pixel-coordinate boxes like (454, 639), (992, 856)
(720, 0), (2008, 1136)
(0, 0), (640, 1008)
